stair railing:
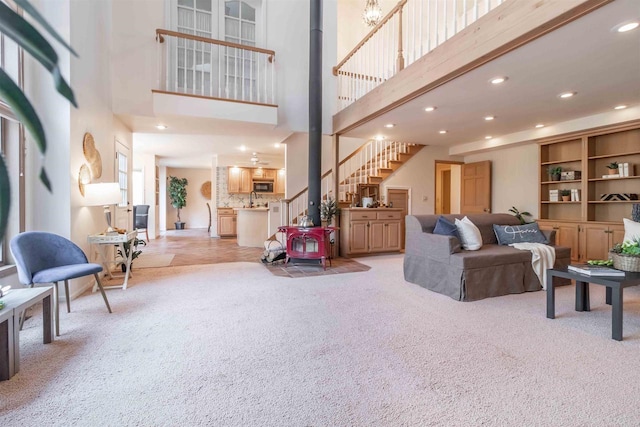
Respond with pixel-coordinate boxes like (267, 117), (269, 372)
(334, 0), (505, 111)
(283, 140), (412, 225)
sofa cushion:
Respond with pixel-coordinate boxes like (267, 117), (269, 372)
(455, 216), (483, 250)
(449, 244), (532, 269)
(623, 218), (640, 243)
(433, 216), (461, 241)
(493, 223), (548, 245)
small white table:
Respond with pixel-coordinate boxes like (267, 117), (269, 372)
(88, 230), (137, 290)
(0, 287), (54, 380)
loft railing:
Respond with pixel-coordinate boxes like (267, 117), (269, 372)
(155, 29), (276, 105)
(282, 140), (410, 225)
(334, 0), (505, 111)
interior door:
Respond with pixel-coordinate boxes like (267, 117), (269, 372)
(387, 188), (409, 249)
(115, 140), (132, 232)
(461, 161), (491, 214)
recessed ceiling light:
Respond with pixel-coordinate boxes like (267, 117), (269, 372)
(374, 135), (385, 141)
(558, 91), (576, 99)
(485, 136), (492, 140)
(239, 145), (247, 151)
(614, 105), (628, 110)
(156, 124), (167, 130)
(489, 76), (508, 85)
(274, 143), (281, 148)
(425, 106), (437, 112)
(439, 130), (447, 134)
(535, 124), (545, 128)
(614, 21), (639, 33)
(384, 123), (396, 128)
(484, 116), (495, 121)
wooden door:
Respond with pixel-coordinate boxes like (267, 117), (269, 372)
(369, 221), (385, 252)
(349, 221), (369, 253)
(557, 223), (580, 262)
(385, 221), (401, 251)
(582, 223), (610, 261)
(387, 188), (409, 249)
(461, 161), (491, 214)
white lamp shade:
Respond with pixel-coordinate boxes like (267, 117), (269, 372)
(84, 182), (121, 206)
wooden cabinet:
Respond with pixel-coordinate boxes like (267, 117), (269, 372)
(227, 167), (252, 194)
(217, 208), (237, 237)
(253, 168), (276, 180)
(538, 125), (640, 261)
(275, 169), (285, 194)
(340, 208), (402, 257)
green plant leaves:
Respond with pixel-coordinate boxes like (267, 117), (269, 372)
(0, 1), (77, 107)
(13, 0), (78, 57)
(0, 156), (10, 241)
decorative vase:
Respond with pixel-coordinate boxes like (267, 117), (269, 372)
(551, 173), (561, 181)
(562, 195), (570, 202)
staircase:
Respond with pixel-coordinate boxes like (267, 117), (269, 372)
(282, 141), (424, 225)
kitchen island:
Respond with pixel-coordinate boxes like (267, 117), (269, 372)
(234, 207), (269, 247)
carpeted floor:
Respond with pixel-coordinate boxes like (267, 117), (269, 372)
(133, 253), (175, 269)
(3, 254), (640, 426)
(264, 256), (371, 278)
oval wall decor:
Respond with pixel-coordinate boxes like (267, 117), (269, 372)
(200, 181), (212, 199)
(83, 132), (102, 179)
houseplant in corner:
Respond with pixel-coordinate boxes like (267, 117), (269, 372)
(168, 176), (188, 229)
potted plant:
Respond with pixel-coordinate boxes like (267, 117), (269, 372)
(320, 197), (339, 225)
(117, 236), (147, 272)
(508, 206), (532, 224)
(168, 176), (188, 229)
(560, 189), (571, 201)
(548, 166), (562, 181)
(606, 161), (619, 175)
(610, 239), (640, 272)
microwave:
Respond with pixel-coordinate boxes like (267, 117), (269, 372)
(253, 181), (273, 193)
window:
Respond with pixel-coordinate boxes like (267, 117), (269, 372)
(223, 1), (256, 100)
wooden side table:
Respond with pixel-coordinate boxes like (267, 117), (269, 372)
(88, 230), (137, 290)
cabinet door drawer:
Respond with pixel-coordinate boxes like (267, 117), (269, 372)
(377, 211), (401, 220)
(350, 211), (376, 220)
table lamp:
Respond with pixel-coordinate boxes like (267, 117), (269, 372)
(84, 182), (122, 233)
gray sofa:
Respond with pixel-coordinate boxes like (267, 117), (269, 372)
(403, 213), (571, 301)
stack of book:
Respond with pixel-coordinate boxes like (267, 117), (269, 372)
(568, 264), (625, 276)
(571, 189), (580, 201)
(549, 189), (558, 202)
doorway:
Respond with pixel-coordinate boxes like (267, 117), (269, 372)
(435, 161), (463, 215)
(387, 188), (409, 249)
(115, 140), (132, 231)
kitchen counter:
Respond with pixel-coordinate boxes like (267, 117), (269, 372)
(234, 208), (269, 247)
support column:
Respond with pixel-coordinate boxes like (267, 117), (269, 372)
(308, 0), (323, 226)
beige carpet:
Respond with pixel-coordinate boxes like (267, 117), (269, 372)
(132, 253), (175, 269)
(3, 254), (640, 425)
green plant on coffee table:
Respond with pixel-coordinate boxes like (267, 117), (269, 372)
(606, 161), (619, 170)
(117, 237), (146, 270)
(508, 206), (532, 224)
(611, 239), (640, 257)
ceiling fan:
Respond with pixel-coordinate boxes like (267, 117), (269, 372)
(250, 152), (269, 166)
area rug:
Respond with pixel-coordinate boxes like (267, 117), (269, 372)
(264, 256), (370, 278)
(133, 253), (175, 269)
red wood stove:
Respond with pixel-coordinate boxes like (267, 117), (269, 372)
(278, 226), (335, 270)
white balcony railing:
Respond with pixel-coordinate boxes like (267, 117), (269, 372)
(156, 29), (276, 105)
(334, 0), (505, 111)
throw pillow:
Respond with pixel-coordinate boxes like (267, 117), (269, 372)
(455, 216), (483, 250)
(623, 218), (640, 243)
(493, 222), (549, 246)
(433, 216), (461, 241)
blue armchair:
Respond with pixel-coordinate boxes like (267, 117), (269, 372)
(10, 232), (112, 336)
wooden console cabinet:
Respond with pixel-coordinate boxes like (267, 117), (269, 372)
(538, 123), (640, 261)
(339, 208), (402, 257)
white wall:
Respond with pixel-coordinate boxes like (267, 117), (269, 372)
(337, 0), (398, 60)
(166, 168), (212, 229)
(133, 151), (159, 239)
(382, 145), (463, 215)
(463, 143), (539, 218)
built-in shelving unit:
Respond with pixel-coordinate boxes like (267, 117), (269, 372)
(537, 123), (640, 262)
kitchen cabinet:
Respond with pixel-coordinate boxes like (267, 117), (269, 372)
(254, 168), (276, 180)
(217, 208), (237, 237)
(340, 208), (402, 257)
(275, 169), (285, 194)
(227, 167), (252, 194)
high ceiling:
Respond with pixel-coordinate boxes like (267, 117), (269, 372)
(129, 0), (640, 168)
(342, 0), (640, 149)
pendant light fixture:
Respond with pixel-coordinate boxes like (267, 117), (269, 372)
(363, 0), (383, 27)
